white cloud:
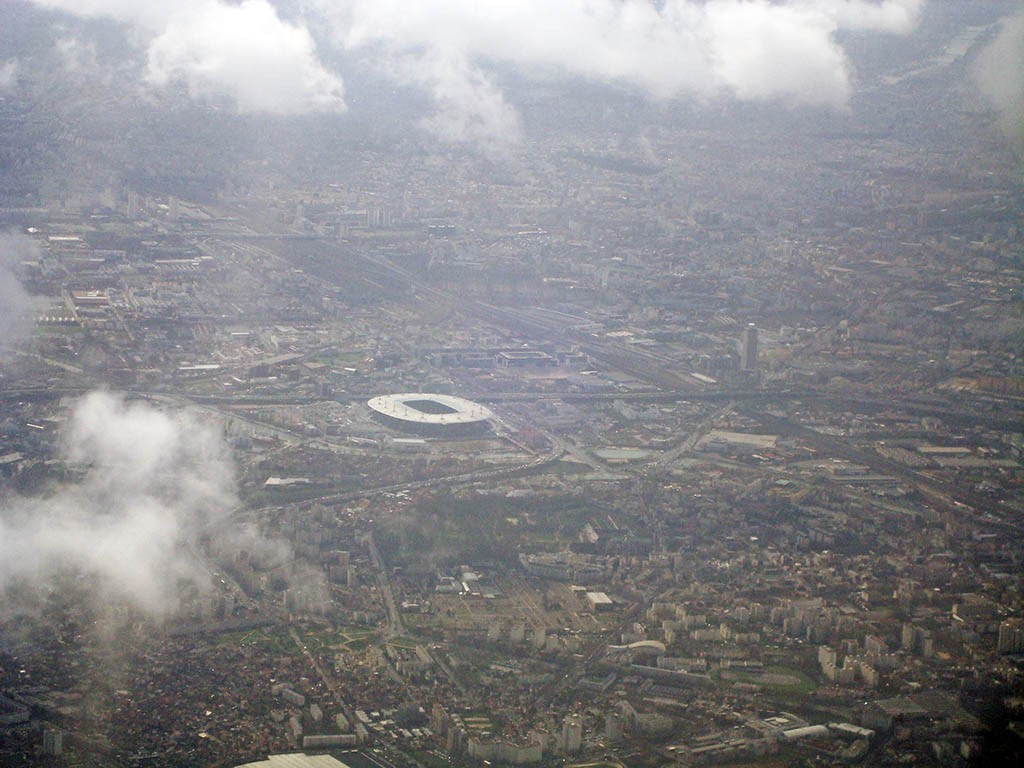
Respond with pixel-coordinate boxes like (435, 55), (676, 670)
(397, 51), (522, 149)
(972, 9), (1024, 153)
(146, 0), (345, 114)
(32, 0), (345, 114)
(315, 0), (924, 144)
(0, 392), (237, 616)
(30, 1), (925, 143)
(812, 0), (923, 33)
(54, 35), (102, 77)
(705, 1), (853, 105)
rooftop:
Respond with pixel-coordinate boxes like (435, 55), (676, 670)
(367, 393), (494, 426)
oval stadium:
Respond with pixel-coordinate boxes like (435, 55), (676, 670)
(366, 393), (494, 436)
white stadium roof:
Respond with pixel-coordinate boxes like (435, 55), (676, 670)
(234, 754), (350, 768)
(366, 393), (493, 426)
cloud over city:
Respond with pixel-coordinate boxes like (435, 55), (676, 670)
(0, 391), (237, 616)
(31, 0), (346, 114)
(27, 0), (924, 141)
(972, 8), (1024, 154)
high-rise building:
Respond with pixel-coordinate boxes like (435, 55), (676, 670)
(126, 190), (140, 220)
(901, 622), (916, 651)
(605, 712), (624, 742)
(998, 620), (1024, 654)
(740, 323), (759, 372)
(42, 729), (62, 756)
(561, 714), (583, 753)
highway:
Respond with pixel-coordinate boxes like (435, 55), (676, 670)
(367, 531), (405, 639)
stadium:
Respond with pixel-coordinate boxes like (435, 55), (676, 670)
(366, 393), (494, 437)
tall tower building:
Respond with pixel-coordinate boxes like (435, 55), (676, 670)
(561, 714), (583, 753)
(43, 729), (63, 756)
(126, 190), (140, 220)
(998, 620), (1024, 654)
(605, 712), (624, 742)
(740, 323), (759, 372)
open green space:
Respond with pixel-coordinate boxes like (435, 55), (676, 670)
(297, 626), (380, 652)
(212, 627), (294, 654)
(386, 636), (420, 650)
(717, 664), (816, 695)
